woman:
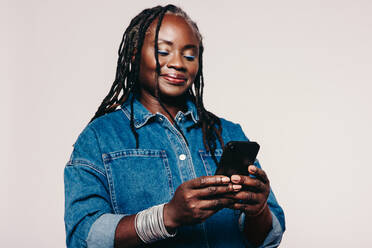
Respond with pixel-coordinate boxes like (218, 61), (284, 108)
(64, 5), (285, 248)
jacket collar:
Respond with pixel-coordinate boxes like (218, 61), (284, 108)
(120, 94), (198, 129)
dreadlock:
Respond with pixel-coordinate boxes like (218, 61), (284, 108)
(90, 4), (224, 164)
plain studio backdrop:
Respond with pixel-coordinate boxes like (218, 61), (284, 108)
(2, 0), (371, 247)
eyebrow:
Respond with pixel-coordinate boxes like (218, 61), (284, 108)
(157, 39), (198, 50)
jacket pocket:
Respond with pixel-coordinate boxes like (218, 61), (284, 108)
(103, 149), (174, 214)
(198, 149), (223, 176)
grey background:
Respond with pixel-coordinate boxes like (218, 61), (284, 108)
(2, 0), (371, 247)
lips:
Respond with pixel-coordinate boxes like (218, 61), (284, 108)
(161, 73), (187, 84)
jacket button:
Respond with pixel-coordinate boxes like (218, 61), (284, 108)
(179, 154), (186, 161)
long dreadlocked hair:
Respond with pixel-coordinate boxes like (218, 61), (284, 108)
(90, 4), (224, 164)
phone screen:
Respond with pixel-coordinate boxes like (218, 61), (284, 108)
(215, 141), (260, 177)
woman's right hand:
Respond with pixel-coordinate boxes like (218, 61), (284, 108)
(163, 175), (242, 231)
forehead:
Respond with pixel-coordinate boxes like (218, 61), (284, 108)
(146, 14), (199, 45)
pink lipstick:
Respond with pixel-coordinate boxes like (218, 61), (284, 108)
(161, 74), (187, 84)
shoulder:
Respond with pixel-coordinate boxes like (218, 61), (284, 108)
(89, 108), (130, 133)
(75, 109), (127, 142)
(70, 109), (131, 162)
(219, 117), (250, 142)
(219, 117), (241, 131)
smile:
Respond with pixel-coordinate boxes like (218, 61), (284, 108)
(161, 74), (187, 84)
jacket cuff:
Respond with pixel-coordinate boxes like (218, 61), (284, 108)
(239, 211), (284, 248)
(86, 213), (127, 248)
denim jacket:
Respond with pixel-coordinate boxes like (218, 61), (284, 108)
(64, 97), (285, 248)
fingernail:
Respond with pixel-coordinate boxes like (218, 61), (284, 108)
(231, 175), (240, 182)
(222, 177), (230, 183)
(249, 165), (257, 173)
(233, 184), (242, 190)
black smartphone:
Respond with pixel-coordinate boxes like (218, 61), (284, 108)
(215, 141), (260, 177)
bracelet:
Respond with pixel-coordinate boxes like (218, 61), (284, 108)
(134, 203), (177, 244)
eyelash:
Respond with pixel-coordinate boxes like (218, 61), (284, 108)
(157, 50), (169, 56)
(157, 50), (195, 61)
(184, 55), (195, 61)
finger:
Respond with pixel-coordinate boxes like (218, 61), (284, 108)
(248, 165), (269, 184)
(230, 174), (245, 185)
(229, 202), (260, 215)
(198, 198), (236, 210)
(190, 176), (230, 189)
(227, 191), (260, 204)
(231, 175), (266, 192)
(196, 184), (242, 198)
(230, 202), (267, 217)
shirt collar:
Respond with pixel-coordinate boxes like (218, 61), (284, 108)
(120, 95), (199, 129)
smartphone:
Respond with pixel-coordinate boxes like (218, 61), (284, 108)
(215, 141), (260, 177)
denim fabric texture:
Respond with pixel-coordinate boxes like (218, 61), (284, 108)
(64, 96), (285, 248)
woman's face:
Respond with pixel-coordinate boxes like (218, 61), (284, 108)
(138, 14), (200, 100)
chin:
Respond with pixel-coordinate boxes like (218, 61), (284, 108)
(158, 84), (191, 99)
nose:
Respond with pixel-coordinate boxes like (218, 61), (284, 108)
(167, 52), (185, 71)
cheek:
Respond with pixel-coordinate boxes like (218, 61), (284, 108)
(139, 56), (157, 82)
(140, 43), (157, 69)
(142, 53), (156, 71)
(190, 62), (199, 79)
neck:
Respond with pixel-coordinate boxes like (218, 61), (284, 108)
(138, 90), (188, 122)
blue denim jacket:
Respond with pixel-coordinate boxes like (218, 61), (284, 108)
(64, 97), (285, 248)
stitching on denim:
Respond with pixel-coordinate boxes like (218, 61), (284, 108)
(91, 126), (105, 165)
(102, 148), (170, 214)
(174, 111), (183, 123)
(162, 113), (197, 179)
(164, 126), (185, 183)
(120, 104), (155, 129)
(163, 117), (194, 181)
(185, 145), (197, 179)
(187, 110), (198, 124)
(198, 151), (212, 176)
(66, 160), (106, 177)
(135, 114), (155, 128)
(161, 151), (175, 197)
(90, 125), (119, 213)
(185, 100), (199, 123)
(120, 107), (130, 121)
(103, 161), (119, 214)
(198, 149), (222, 176)
(103, 149), (164, 162)
(200, 149), (223, 157)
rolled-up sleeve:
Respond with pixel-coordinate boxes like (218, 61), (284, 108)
(236, 160), (285, 247)
(236, 159), (286, 247)
(228, 123), (286, 247)
(86, 213), (126, 248)
(239, 211), (284, 248)
(64, 125), (123, 248)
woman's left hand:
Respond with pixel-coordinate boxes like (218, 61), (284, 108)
(226, 165), (270, 216)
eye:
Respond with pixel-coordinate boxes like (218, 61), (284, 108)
(157, 50), (169, 56)
(184, 55), (195, 61)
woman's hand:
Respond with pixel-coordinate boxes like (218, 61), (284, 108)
(227, 165), (270, 216)
(226, 165), (273, 246)
(164, 175), (241, 231)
